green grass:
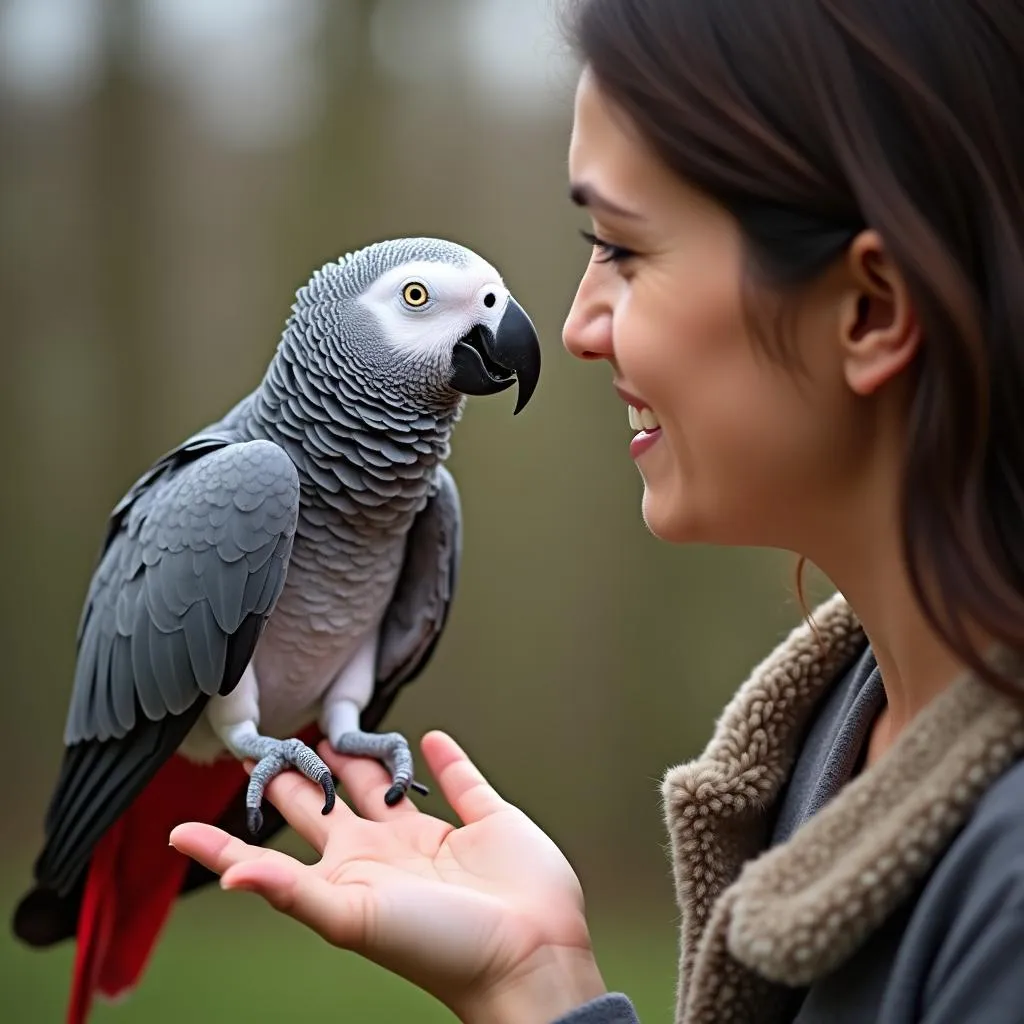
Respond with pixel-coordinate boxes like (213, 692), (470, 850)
(1, 875), (680, 1022)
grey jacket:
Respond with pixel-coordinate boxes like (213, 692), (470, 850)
(556, 592), (1024, 1024)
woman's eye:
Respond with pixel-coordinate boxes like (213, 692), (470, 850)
(579, 229), (635, 264)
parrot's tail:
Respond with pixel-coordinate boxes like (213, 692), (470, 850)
(67, 753), (248, 1024)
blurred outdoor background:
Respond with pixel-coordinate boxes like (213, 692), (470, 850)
(0, 0), (832, 1019)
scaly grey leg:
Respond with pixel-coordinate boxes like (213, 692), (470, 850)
(333, 730), (430, 806)
(321, 690), (430, 807)
(227, 725), (336, 833)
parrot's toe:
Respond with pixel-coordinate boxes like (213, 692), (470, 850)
(240, 736), (338, 834)
(317, 768), (336, 815)
(331, 729), (430, 806)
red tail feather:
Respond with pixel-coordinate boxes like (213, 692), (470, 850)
(65, 722), (325, 1024)
(67, 753), (246, 1024)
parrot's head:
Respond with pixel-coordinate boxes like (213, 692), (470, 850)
(291, 237), (542, 415)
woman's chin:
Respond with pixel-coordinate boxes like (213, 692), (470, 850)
(640, 485), (698, 544)
(641, 485), (788, 549)
(640, 481), (739, 546)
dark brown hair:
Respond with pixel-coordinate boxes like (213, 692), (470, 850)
(563, 0), (1024, 694)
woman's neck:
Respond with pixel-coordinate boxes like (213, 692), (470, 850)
(807, 504), (969, 765)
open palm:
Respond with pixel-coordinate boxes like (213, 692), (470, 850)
(170, 731), (599, 1018)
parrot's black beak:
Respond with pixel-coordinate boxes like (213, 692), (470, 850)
(449, 297), (541, 414)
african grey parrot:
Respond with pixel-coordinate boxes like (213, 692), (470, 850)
(11, 236), (541, 1024)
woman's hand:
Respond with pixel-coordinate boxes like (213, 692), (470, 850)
(169, 731), (607, 1023)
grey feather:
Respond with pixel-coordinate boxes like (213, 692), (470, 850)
(374, 464), (462, 699)
(64, 437), (299, 745)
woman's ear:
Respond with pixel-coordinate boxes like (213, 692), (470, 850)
(838, 229), (921, 395)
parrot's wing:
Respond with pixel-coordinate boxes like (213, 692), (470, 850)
(363, 464), (462, 730)
(34, 434), (300, 897)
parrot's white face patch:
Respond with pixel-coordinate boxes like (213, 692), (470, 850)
(356, 255), (511, 367)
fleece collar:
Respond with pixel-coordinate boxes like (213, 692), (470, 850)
(660, 592), (1024, 1023)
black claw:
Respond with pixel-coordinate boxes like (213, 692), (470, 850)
(384, 783), (407, 806)
(247, 808), (263, 835)
(320, 771), (336, 815)
(411, 781), (430, 796)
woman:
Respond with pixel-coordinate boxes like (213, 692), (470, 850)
(170, 1), (1024, 1021)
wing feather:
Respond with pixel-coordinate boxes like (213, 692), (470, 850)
(31, 435), (299, 899)
(364, 465), (462, 730)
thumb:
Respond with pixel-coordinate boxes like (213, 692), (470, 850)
(421, 730), (509, 825)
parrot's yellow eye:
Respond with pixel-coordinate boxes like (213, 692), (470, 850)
(402, 282), (430, 307)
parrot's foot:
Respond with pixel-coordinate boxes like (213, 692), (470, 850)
(233, 733), (336, 834)
(333, 730), (429, 806)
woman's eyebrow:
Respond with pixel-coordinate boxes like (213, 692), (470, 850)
(569, 182), (644, 220)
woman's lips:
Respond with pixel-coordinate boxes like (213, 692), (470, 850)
(629, 424), (662, 459)
(615, 384), (663, 459)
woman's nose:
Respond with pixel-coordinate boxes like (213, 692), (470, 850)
(562, 273), (614, 362)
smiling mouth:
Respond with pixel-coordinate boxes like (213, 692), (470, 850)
(627, 405), (661, 433)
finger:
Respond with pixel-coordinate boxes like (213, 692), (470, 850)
(420, 730), (508, 824)
(316, 741), (422, 822)
(257, 764), (357, 855)
(171, 823), (368, 950)
(169, 822), (276, 875)
(218, 855), (370, 951)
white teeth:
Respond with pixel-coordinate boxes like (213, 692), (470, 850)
(640, 408), (660, 431)
(628, 405), (660, 432)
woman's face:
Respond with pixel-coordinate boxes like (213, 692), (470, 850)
(562, 68), (886, 551)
